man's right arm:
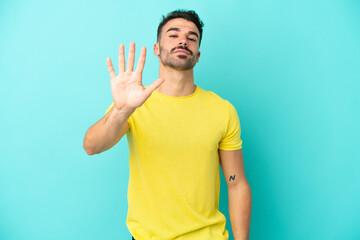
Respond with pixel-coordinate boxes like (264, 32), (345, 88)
(82, 42), (164, 155)
(83, 106), (133, 155)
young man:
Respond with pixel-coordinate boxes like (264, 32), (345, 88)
(83, 10), (251, 240)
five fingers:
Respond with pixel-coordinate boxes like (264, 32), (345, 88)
(107, 42), (146, 79)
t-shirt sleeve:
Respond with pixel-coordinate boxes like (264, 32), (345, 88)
(104, 102), (132, 125)
(218, 101), (243, 150)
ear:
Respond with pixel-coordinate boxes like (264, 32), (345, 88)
(196, 51), (201, 62)
(154, 43), (160, 56)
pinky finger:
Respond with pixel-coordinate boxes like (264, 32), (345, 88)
(106, 57), (117, 79)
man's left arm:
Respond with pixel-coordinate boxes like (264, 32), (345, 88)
(219, 149), (252, 240)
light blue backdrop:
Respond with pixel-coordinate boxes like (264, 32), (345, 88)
(0, 0), (359, 239)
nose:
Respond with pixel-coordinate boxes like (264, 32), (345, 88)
(178, 36), (188, 46)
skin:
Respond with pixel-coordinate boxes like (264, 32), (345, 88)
(154, 19), (251, 239)
(82, 18), (202, 155)
(83, 16), (251, 240)
(153, 18), (201, 97)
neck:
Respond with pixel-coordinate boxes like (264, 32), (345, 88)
(156, 63), (196, 97)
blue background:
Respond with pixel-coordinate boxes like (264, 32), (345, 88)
(0, 0), (359, 239)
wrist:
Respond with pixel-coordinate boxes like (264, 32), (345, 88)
(108, 105), (135, 124)
(113, 105), (135, 115)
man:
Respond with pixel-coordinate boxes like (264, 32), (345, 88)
(83, 9), (251, 240)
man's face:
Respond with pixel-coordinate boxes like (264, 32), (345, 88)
(154, 18), (201, 71)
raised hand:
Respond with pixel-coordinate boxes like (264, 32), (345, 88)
(106, 42), (165, 112)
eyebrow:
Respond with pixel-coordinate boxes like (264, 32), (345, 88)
(166, 27), (199, 39)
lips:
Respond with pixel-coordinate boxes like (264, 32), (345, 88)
(174, 49), (189, 55)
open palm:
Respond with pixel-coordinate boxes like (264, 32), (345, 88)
(106, 42), (164, 111)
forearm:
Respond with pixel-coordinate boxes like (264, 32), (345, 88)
(83, 106), (134, 155)
(228, 183), (252, 240)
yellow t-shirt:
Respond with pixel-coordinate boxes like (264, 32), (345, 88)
(105, 85), (242, 240)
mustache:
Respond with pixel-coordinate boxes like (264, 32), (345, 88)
(171, 46), (193, 55)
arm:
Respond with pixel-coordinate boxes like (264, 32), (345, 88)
(83, 42), (165, 155)
(219, 149), (251, 240)
(83, 107), (132, 155)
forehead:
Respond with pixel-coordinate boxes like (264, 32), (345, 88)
(162, 18), (199, 35)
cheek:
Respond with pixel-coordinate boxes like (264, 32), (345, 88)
(191, 46), (200, 55)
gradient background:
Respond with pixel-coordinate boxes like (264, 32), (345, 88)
(0, 0), (359, 239)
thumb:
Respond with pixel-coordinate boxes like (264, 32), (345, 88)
(144, 78), (165, 98)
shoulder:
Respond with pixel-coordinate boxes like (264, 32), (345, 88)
(198, 86), (232, 107)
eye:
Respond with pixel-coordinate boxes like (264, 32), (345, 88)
(169, 35), (177, 38)
(188, 38), (196, 42)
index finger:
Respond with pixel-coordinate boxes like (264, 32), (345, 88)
(135, 47), (146, 73)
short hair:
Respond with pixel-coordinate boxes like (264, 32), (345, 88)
(157, 9), (204, 47)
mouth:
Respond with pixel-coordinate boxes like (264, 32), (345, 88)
(174, 50), (189, 55)
(173, 48), (190, 55)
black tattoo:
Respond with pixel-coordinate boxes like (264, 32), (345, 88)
(229, 174), (236, 182)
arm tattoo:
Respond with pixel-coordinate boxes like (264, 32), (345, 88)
(229, 174), (236, 182)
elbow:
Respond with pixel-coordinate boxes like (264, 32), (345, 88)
(83, 139), (96, 156)
(228, 180), (251, 191)
(84, 147), (95, 156)
(83, 145), (95, 156)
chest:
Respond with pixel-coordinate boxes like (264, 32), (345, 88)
(130, 102), (226, 152)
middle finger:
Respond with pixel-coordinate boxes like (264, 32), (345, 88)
(126, 42), (135, 72)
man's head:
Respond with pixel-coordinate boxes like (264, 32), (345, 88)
(157, 10), (204, 47)
(154, 10), (204, 71)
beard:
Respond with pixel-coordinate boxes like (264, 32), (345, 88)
(159, 45), (198, 71)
